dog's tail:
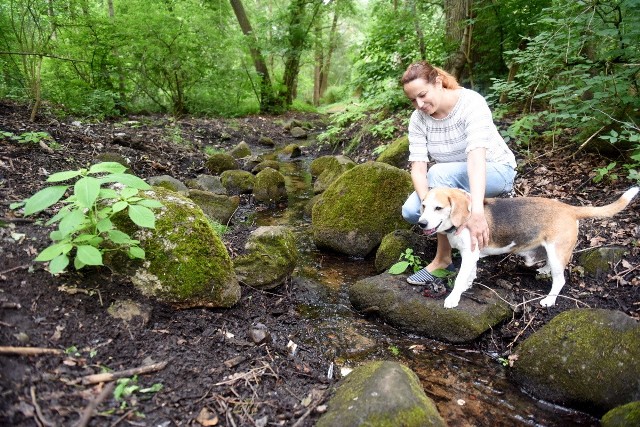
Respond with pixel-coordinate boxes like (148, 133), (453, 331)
(572, 187), (639, 219)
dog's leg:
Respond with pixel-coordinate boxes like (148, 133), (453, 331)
(444, 246), (479, 308)
(539, 242), (566, 307)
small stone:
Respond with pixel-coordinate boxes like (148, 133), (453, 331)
(248, 323), (271, 344)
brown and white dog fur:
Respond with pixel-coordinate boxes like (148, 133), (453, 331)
(418, 187), (639, 309)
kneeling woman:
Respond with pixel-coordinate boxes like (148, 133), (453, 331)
(400, 61), (517, 285)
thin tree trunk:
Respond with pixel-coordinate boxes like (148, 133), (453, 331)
(444, 0), (473, 82)
(229, 0), (278, 112)
(319, 8), (339, 99)
(313, 21), (323, 105)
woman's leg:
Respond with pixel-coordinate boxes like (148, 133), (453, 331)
(428, 162), (516, 197)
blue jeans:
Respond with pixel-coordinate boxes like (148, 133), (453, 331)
(402, 162), (516, 224)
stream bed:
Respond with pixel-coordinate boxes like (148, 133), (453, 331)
(252, 154), (600, 426)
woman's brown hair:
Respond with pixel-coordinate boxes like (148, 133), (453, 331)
(400, 61), (461, 89)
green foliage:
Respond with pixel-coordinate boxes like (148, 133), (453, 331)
(369, 117), (396, 140)
(388, 248), (424, 274)
(114, 375), (163, 410)
(593, 162), (618, 183)
(209, 220), (229, 236)
(388, 345), (400, 356)
(501, 113), (541, 153)
(1, 130), (53, 145)
(11, 162), (163, 275)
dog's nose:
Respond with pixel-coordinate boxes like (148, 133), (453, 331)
(418, 222), (427, 229)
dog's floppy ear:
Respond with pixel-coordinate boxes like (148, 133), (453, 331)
(449, 191), (471, 228)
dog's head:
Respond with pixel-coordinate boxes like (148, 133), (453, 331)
(417, 188), (471, 234)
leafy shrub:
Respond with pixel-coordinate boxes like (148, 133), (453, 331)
(11, 162), (163, 274)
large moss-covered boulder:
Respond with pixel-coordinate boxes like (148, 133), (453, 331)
(112, 186), (240, 308)
(317, 361), (446, 427)
(511, 309), (640, 414)
(349, 273), (512, 343)
(205, 152), (239, 175)
(253, 167), (287, 203)
(577, 246), (627, 279)
(602, 401), (640, 427)
(187, 189), (239, 224)
(312, 162), (413, 257)
(233, 226), (298, 290)
(308, 155), (355, 194)
(376, 135), (409, 168)
(220, 169), (255, 195)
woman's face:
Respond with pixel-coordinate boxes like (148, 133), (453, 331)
(403, 78), (442, 116)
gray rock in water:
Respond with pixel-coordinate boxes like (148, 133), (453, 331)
(349, 272), (512, 343)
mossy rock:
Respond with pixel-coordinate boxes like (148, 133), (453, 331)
(317, 361), (446, 427)
(349, 273), (512, 343)
(233, 226), (298, 290)
(258, 136), (275, 147)
(511, 309), (640, 414)
(309, 154), (354, 177)
(110, 186), (240, 308)
(376, 135), (409, 168)
(290, 127), (307, 139)
(147, 175), (188, 193)
(253, 167), (287, 203)
(251, 159), (280, 174)
(375, 229), (430, 273)
(187, 189), (239, 224)
(185, 174), (226, 195)
(602, 401), (640, 427)
(242, 155), (265, 172)
(313, 155), (356, 194)
(282, 143), (302, 158)
(578, 246), (627, 279)
(312, 162), (413, 257)
(220, 169), (255, 195)
(229, 141), (251, 159)
(205, 152), (239, 175)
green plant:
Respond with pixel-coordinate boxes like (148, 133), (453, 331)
(114, 375), (163, 410)
(593, 162), (618, 183)
(388, 248), (424, 274)
(369, 117), (396, 140)
(10, 162), (163, 274)
(372, 144), (388, 156)
(388, 345), (400, 356)
(1, 130), (53, 145)
(209, 219), (228, 236)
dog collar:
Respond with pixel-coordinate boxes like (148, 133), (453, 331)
(443, 225), (457, 233)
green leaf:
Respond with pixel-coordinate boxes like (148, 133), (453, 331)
(74, 177), (101, 209)
(99, 188), (119, 199)
(96, 217), (114, 233)
(74, 256), (86, 270)
(49, 254), (70, 274)
(89, 162), (127, 174)
(47, 170), (83, 183)
(431, 268), (455, 278)
(46, 205), (73, 225)
(128, 205), (156, 228)
(129, 246), (145, 259)
(23, 186), (68, 216)
(111, 201), (129, 213)
(119, 187), (139, 199)
(100, 173), (151, 190)
(59, 209), (88, 236)
(108, 229), (135, 244)
(35, 242), (73, 261)
(388, 261), (409, 275)
(76, 245), (103, 266)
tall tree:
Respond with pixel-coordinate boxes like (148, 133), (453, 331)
(443, 0), (472, 83)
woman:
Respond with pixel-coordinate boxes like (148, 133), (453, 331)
(400, 61), (517, 285)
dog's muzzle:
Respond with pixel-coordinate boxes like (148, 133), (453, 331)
(418, 221), (439, 235)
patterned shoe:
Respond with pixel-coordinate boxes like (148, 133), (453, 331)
(406, 264), (456, 286)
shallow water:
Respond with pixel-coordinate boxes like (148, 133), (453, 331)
(254, 155), (599, 426)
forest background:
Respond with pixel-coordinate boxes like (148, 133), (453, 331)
(0, 0), (639, 182)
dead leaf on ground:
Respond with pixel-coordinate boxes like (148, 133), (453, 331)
(196, 407), (219, 426)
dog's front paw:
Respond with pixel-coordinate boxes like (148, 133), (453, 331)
(443, 294), (460, 308)
(539, 295), (557, 307)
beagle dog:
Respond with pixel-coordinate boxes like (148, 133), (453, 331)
(418, 187), (639, 308)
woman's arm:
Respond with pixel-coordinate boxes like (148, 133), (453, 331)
(461, 148), (489, 250)
(410, 161), (429, 201)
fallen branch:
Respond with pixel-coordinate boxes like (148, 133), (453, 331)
(79, 360), (168, 385)
(31, 386), (55, 427)
(74, 382), (115, 427)
(0, 346), (63, 356)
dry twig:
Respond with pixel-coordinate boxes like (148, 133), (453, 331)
(79, 360), (168, 385)
(74, 382), (115, 427)
(0, 346), (63, 356)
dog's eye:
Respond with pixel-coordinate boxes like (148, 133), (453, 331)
(434, 206), (443, 211)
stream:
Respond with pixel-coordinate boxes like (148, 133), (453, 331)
(253, 154), (599, 426)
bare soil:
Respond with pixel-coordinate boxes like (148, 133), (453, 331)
(1, 100), (638, 426)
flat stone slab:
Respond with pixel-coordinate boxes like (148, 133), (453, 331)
(349, 272), (512, 343)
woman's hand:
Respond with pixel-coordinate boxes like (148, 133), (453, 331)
(457, 211), (490, 252)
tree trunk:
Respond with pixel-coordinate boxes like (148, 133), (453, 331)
(229, 0), (279, 112)
(320, 8), (339, 99)
(444, 0), (473, 82)
(313, 20), (322, 105)
(410, 0), (426, 60)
